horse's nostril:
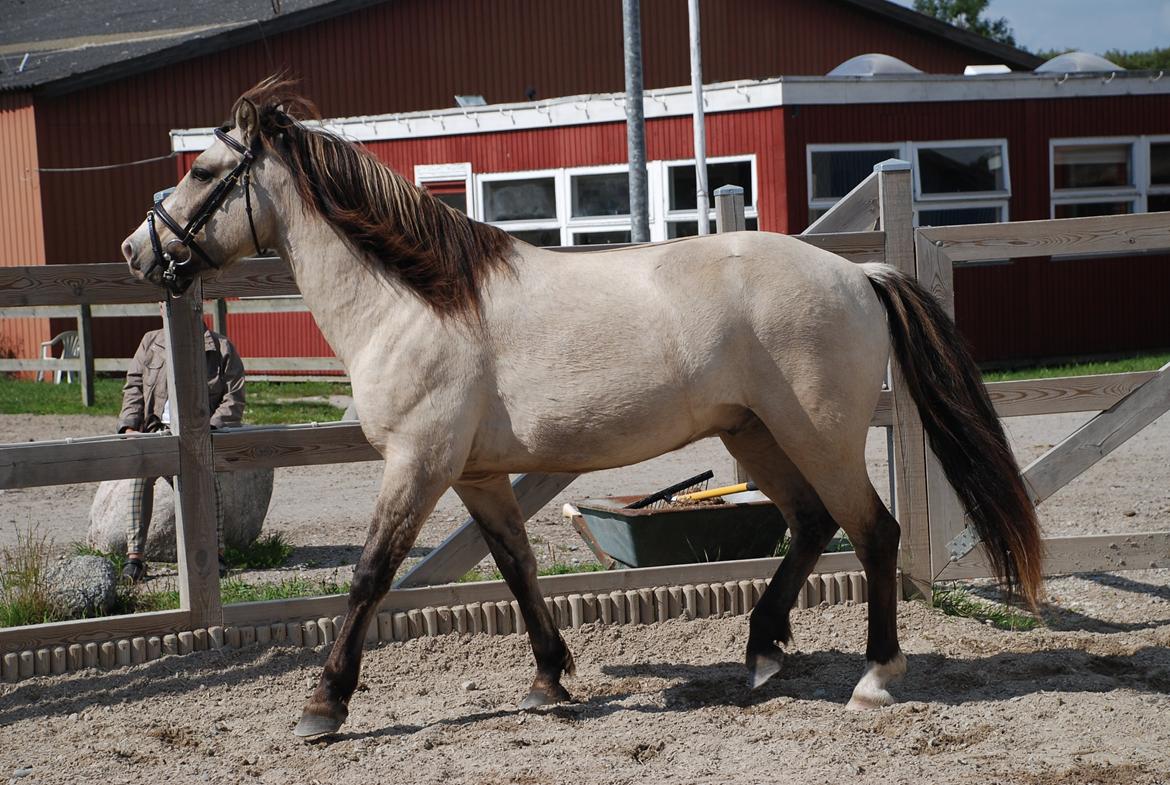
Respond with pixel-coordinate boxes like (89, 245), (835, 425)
(122, 241), (137, 268)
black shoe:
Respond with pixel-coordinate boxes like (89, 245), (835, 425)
(122, 558), (147, 585)
(218, 556), (229, 579)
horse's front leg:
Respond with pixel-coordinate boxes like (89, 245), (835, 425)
(454, 474), (575, 708)
(294, 452), (452, 738)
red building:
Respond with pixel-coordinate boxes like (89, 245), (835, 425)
(0, 0), (1037, 363)
(170, 60), (1170, 365)
(10, 1), (1170, 366)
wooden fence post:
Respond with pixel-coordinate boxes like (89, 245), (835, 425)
(714, 184), (745, 234)
(876, 159), (932, 603)
(211, 299), (229, 336)
(77, 304), (94, 407)
(165, 279), (222, 628)
(715, 185), (748, 483)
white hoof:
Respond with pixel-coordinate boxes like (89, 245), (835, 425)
(847, 653), (906, 710)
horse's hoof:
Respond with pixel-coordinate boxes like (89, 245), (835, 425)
(746, 645), (784, 689)
(846, 688), (895, 711)
(293, 711), (345, 738)
(519, 683), (571, 709)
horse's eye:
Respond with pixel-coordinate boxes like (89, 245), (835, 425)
(191, 167), (213, 182)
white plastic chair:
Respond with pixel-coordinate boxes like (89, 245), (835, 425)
(37, 330), (80, 384)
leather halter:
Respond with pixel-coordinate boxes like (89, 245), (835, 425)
(145, 127), (265, 296)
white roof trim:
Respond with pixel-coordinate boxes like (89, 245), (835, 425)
(171, 73), (1170, 152)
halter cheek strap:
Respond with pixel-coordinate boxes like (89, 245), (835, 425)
(145, 127), (265, 296)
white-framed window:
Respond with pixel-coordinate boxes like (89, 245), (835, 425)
(470, 156), (757, 245)
(808, 143), (901, 222)
(661, 155), (759, 238)
(415, 162), (474, 215)
(806, 140), (1010, 229)
(477, 168), (563, 246)
(1050, 136), (1170, 217)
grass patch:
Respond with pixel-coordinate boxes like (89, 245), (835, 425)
(0, 377), (349, 425)
(0, 526), (65, 628)
(224, 532), (294, 569)
(135, 576), (351, 612)
(983, 352), (1170, 383)
(933, 584), (1039, 631)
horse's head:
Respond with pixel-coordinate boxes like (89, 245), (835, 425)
(121, 95), (280, 296)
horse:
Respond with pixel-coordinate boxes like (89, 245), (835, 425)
(120, 79), (1042, 738)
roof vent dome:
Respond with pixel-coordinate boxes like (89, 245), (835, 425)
(828, 53), (924, 77)
(1035, 51), (1125, 74)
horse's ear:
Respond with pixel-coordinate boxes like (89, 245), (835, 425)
(234, 97), (261, 143)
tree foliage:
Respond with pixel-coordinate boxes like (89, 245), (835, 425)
(914, 0), (1016, 46)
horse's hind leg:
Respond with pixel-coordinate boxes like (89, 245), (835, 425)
(768, 437), (906, 709)
(720, 418), (839, 688)
(295, 455), (452, 738)
(454, 474), (575, 708)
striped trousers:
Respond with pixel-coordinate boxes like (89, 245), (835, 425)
(126, 474), (225, 558)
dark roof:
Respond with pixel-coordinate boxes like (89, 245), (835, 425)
(0, 0), (1042, 95)
(0, 0), (384, 93)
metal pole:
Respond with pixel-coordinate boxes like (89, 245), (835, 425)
(623, 0), (650, 242)
(688, 0), (709, 235)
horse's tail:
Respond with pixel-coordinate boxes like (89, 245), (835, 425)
(862, 263), (1043, 608)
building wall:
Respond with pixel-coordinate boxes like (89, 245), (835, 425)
(783, 94), (1170, 363)
(17, 0), (1005, 358)
(0, 93), (48, 363)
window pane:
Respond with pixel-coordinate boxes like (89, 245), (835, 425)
(745, 217), (758, 231)
(667, 221), (698, 239)
(483, 178), (557, 222)
(571, 172), (630, 217)
(810, 148), (898, 200)
(1053, 144), (1131, 189)
(572, 230), (632, 245)
(509, 228), (562, 247)
(1148, 194), (1170, 213)
(918, 206), (1001, 227)
(435, 192), (467, 213)
(918, 145), (1005, 195)
(1054, 201), (1133, 219)
(669, 161), (753, 211)
(1151, 143), (1170, 186)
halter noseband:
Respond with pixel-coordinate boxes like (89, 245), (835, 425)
(146, 127), (265, 296)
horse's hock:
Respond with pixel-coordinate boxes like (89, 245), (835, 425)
(87, 468), (275, 560)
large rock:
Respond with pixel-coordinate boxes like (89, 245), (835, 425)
(45, 555), (116, 617)
(87, 469), (275, 562)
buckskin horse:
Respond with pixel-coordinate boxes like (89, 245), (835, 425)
(120, 79), (1042, 738)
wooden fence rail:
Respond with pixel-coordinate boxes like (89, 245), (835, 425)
(4, 165), (1166, 664)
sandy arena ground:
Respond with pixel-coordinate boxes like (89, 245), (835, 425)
(1, 590), (1169, 784)
(2, 411), (1170, 782)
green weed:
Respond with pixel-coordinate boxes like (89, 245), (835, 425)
(933, 584), (1039, 631)
(0, 527), (67, 628)
(224, 532), (294, 569)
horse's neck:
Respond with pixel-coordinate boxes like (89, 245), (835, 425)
(277, 216), (428, 369)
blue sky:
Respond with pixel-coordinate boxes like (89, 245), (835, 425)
(888, 0), (1170, 54)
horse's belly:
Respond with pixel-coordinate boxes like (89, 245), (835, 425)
(469, 384), (746, 474)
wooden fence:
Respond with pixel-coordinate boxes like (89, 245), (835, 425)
(0, 297), (347, 403)
(2, 161), (1167, 678)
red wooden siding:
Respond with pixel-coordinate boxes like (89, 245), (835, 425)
(783, 95), (1170, 363)
(14, 0), (1006, 358)
(0, 94), (48, 364)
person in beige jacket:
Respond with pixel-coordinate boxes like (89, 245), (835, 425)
(117, 322), (246, 583)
